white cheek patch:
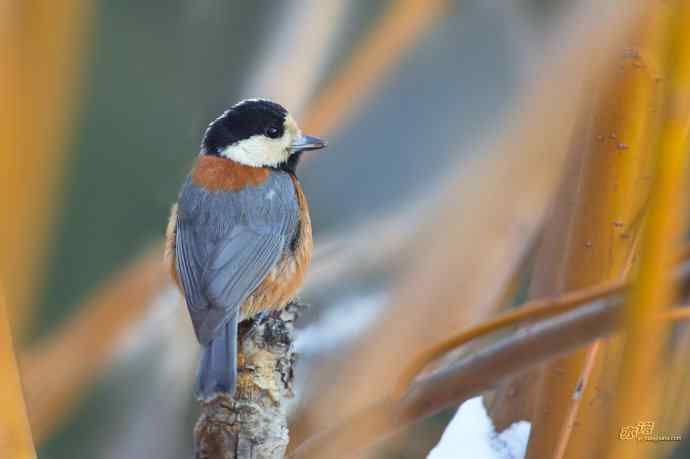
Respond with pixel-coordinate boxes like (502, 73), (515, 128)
(219, 134), (291, 167)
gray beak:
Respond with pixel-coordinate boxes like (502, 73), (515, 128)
(290, 134), (327, 152)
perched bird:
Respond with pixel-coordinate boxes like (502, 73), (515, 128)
(165, 99), (326, 400)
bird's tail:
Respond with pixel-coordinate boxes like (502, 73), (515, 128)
(194, 313), (238, 400)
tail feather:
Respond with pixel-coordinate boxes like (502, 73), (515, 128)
(195, 313), (238, 400)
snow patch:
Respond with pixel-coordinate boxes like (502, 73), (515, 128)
(427, 396), (531, 459)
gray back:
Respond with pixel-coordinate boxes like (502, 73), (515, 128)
(175, 170), (299, 344)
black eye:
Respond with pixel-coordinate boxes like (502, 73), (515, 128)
(266, 126), (281, 138)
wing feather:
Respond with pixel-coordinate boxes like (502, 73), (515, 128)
(174, 173), (298, 345)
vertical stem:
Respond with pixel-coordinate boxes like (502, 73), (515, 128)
(605, 1), (690, 457)
(491, 7), (667, 457)
(553, 8), (669, 458)
(290, 2), (651, 452)
(0, 289), (36, 459)
(0, 0), (90, 336)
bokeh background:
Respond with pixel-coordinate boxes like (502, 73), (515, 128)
(4, 1), (690, 458)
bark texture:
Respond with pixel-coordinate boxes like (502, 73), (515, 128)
(194, 302), (303, 459)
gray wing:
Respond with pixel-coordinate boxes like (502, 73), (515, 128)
(175, 172), (298, 345)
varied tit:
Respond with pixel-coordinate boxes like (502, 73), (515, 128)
(165, 99), (326, 400)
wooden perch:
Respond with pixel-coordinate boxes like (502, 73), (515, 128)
(194, 302), (305, 459)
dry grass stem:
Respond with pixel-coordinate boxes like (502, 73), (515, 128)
(0, 290), (36, 459)
(290, 0), (650, 451)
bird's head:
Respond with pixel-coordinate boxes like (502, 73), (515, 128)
(201, 99), (326, 172)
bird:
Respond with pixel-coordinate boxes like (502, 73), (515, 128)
(165, 99), (326, 400)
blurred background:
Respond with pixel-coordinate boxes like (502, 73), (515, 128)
(4, 1), (690, 458)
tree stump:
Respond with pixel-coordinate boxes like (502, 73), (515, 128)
(194, 302), (303, 459)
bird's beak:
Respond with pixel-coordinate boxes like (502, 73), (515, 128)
(290, 134), (327, 153)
